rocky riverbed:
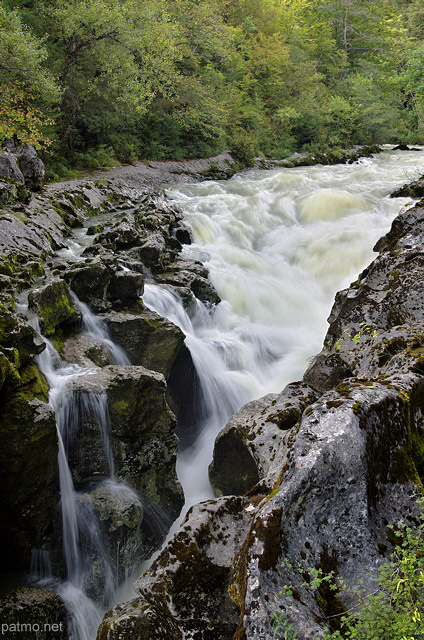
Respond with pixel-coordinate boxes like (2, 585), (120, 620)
(0, 144), (422, 639)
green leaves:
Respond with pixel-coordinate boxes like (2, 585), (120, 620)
(0, 2), (60, 147)
(274, 498), (424, 640)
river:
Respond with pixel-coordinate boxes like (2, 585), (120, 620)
(26, 147), (424, 638)
(143, 147), (421, 517)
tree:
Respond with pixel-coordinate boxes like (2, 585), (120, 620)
(45, 0), (182, 152)
(0, 2), (59, 147)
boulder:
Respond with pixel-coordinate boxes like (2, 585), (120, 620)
(28, 278), (80, 336)
(102, 308), (186, 378)
(64, 262), (111, 312)
(0, 587), (67, 639)
(62, 332), (113, 368)
(97, 496), (252, 640)
(63, 366), (183, 521)
(209, 382), (319, 496)
(81, 480), (144, 593)
(0, 304), (45, 365)
(137, 233), (167, 271)
(15, 143), (45, 191)
(107, 270), (144, 308)
(391, 177), (424, 198)
(1, 140), (45, 190)
(0, 152), (25, 184)
(233, 375), (423, 639)
(155, 257), (221, 305)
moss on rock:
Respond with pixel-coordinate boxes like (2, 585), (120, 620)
(28, 279), (80, 336)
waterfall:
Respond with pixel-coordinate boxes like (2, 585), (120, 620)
(142, 147), (422, 522)
(22, 147), (424, 636)
(70, 293), (131, 366)
(28, 297), (139, 640)
(143, 284), (251, 510)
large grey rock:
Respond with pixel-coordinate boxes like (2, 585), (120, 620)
(62, 332), (113, 368)
(235, 374), (423, 639)
(209, 382), (319, 496)
(64, 261), (112, 312)
(102, 308), (186, 378)
(63, 365), (183, 520)
(0, 152), (25, 184)
(97, 496), (252, 640)
(15, 143), (45, 190)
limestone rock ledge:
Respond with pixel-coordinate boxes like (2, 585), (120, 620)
(0, 177), (219, 577)
(98, 202), (424, 639)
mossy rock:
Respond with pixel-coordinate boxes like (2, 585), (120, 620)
(0, 306), (45, 365)
(28, 279), (80, 336)
(0, 364), (58, 570)
(64, 262), (111, 312)
(0, 587), (67, 639)
(103, 309), (186, 378)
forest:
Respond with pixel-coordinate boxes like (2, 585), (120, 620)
(1, 0), (424, 178)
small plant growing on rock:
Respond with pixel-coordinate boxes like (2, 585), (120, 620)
(324, 324), (379, 355)
(273, 498), (424, 639)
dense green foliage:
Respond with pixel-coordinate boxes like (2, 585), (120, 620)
(273, 497), (424, 639)
(1, 0), (424, 174)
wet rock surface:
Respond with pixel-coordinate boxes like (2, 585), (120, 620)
(99, 201), (424, 639)
(98, 496), (252, 640)
(101, 308), (186, 378)
(0, 170), (220, 583)
(64, 365), (183, 517)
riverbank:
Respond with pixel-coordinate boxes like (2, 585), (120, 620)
(42, 145), (384, 194)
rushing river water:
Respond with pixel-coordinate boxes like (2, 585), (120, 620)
(25, 148), (424, 639)
(142, 148), (422, 515)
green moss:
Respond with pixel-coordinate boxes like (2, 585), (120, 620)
(18, 364), (50, 402)
(0, 261), (16, 276)
(326, 400), (344, 409)
(111, 399), (130, 418)
(266, 487), (280, 502)
(352, 401), (362, 415)
(29, 280), (79, 336)
(0, 350), (20, 390)
(314, 546), (346, 632)
(255, 508), (283, 571)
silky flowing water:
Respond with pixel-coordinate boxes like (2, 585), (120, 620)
(28, 301), (139, 640)
(25, 148), (424, 638)
(143, 148), (423, 515)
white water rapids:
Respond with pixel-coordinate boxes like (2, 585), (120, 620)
(24, 148), (424, 639)
(143, 148), (423, 514)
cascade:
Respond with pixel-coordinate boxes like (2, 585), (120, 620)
(18, 148), (424, 638)
(143, 284), (252, 511)
(142, 149), (423, 523)
(28, 298), (141, 640)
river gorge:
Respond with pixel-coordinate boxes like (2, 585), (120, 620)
(0, 146), (423, 639)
